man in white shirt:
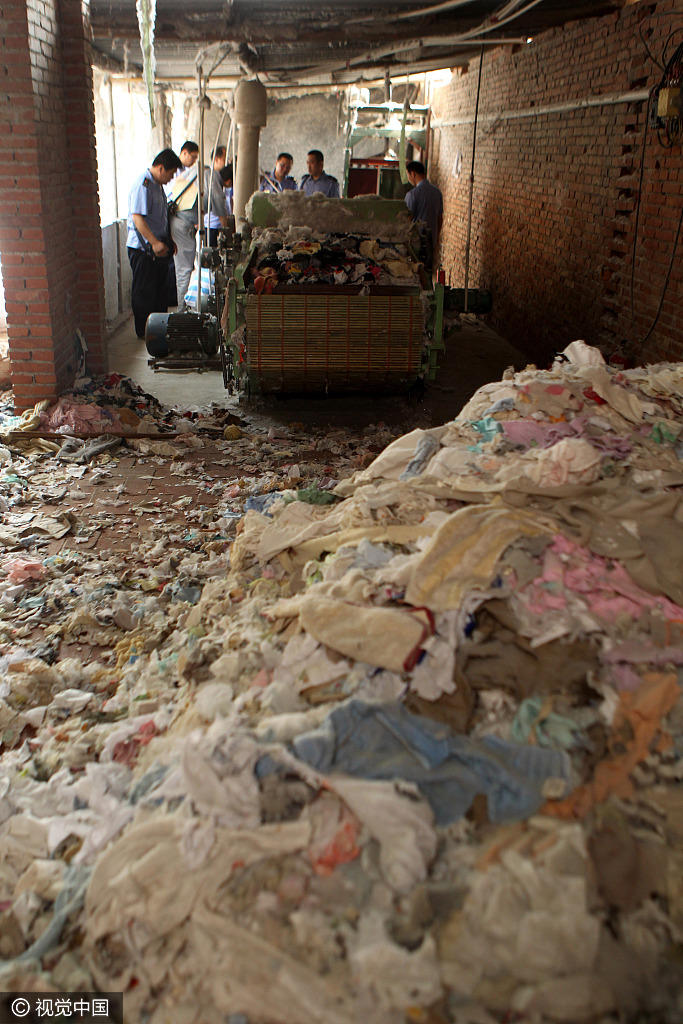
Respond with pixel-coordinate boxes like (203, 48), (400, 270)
(166, 140), (199, 307)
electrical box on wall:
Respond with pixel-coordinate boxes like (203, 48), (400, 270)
(657, 86), (683, 119)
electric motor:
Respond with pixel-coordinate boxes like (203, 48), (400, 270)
(145, 312), (218, 357)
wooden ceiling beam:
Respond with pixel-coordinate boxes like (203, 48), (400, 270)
(89, 8), (497, 46)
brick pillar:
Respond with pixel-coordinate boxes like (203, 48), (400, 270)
(59, 0), (107, 376)
(0, 0), (106, 412)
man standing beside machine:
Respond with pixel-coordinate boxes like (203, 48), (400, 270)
(300, 150), (339, 197)
(166, 140), (199, 308)
(220, 164), (234, 214)
(260, 152), (297, 193)
(405, 160), (443, 271)
(204, 146), (229, 246)
(127, 148), (182, 338)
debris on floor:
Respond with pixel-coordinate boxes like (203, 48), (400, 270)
(1, 342), (682, 1023)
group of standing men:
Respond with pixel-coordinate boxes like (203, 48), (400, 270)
(259, 149), (340, 198)
(127, 143), (442, 339)
(126, 144), (342, 338)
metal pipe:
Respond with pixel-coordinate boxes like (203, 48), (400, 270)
(206, 103), (231, 243)
(299, 33), (527, 79)
(106, 75), (120, 220)
(226, 118), (234, 169)
(298, 0), (546, 78)
(354, 0), (479, 24)
(196, 66), (205, 308)
(233, 79), (267, 228)
(433, 88), (651, 127)
(463, 45), (484, 314)
(399, 0), (480, 19)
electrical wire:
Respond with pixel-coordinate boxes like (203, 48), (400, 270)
(662, 27), (683, 67)
(629, 90), (653, 322)
(463, 44), (485, 312)
(629, 28), (683, 348)
(396, 0), (480, 22)
(456, 0), (547, 44)
(305, 0), (544, 74)
(638, 21), (663, 70)
(639, 203), (683, 346)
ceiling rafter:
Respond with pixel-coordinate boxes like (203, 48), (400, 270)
(90, 0), (624, 84)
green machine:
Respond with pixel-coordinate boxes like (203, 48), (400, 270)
(223, 192), (444, 395)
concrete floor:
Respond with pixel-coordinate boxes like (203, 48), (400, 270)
(107, 313), (527, 426)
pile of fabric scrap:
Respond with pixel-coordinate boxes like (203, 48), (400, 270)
(249, 232), (420, 292)
(1, 342), (682, 1023)
(0, 375), (183, 447)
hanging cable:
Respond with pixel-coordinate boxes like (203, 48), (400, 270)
(662, 27), (683, 67)
(463, 44), (485, 314)
(639, 203), (682, 346)
(205, 104), (231, 244)
(638, 21), (663, 71)
(629, 28), (683, 350)
(310, 0), (543, 73)
(629, 90), (653, 322)
(397, 0), (480, 21)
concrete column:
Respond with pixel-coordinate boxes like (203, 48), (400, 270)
(233, 79), (267, 227)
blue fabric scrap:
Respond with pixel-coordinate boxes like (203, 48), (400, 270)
(287, 700), (572, 826)
(469, 417), (503, 443)
(245, 491), (286, 516)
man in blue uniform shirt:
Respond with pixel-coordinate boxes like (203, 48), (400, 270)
(127, 148), (182, 338)
(220, 164), (234, 214)
(260, 152), (297, 193)
(204, 146), (229, 246)
(405, 160), (443, 270)
(300, 150), (340, 198)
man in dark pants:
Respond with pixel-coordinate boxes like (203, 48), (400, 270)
(405, 159), (443, 271)
(127, 148), (182, 338)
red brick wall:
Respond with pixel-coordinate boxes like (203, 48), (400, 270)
(0, 0), (106, 411)
(431, 0), (682, 366)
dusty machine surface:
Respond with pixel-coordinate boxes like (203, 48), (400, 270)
(147, 191), (444, 395)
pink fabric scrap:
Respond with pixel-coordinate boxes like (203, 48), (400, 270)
(41, 397), (125, 435)
(502, 419), (577, 449)
(518, 534), (683, 626)
(4, 558), (47, 583)
(502, 417), (632, 459)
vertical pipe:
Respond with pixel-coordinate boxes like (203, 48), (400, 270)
(206, 104), (230, 241)
(464, 45), (484, 314)
(233, 79), (267, 228)
(106, 74), (123, 316)
(383, 69), (391, 155)
(234, 126), (260, 223)
(197, 69), (205, 310)
(106, 75), (120, 220)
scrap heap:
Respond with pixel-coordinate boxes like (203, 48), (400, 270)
(1, 342), (683, 1023)
(243, 190), (423, 293)
(248, 234), (420, 292)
